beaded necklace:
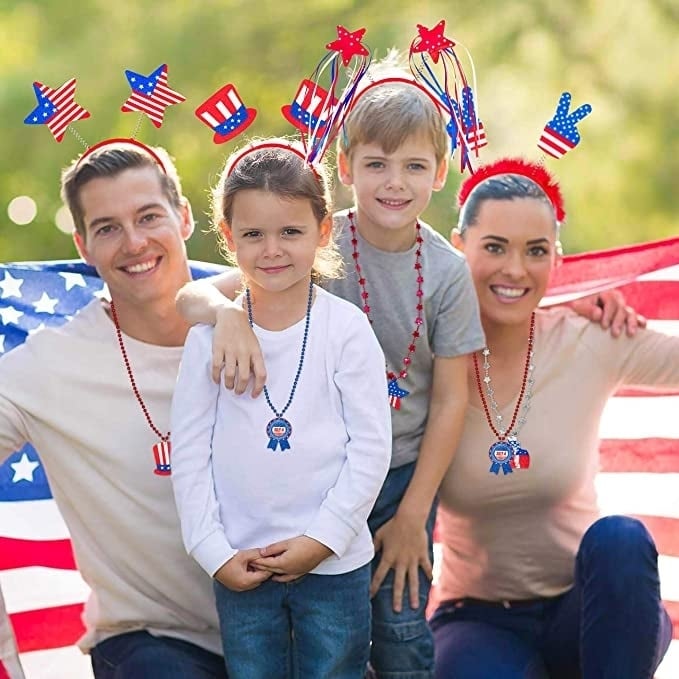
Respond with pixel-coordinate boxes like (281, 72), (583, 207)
(347, 209), (424, 410)
(472, 312), (536, 475)
(245, 279), (314, 451)
(110, 301), (172, 476)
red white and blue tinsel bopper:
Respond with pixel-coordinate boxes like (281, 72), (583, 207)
(120, 64), (185, 128)
(409, 19), (483, 174)
(23, 78), (90, 143)
(195, 83), (257, 144)
(538, 92), (592, 159)
(283, 25), (371, 164)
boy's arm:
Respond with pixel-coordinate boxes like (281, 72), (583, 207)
(371, 353), (468, 612)
(175, 272), (267, 396)
(562, 289), (646, 337)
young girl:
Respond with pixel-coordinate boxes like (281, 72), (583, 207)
(170, 140), (392, 679)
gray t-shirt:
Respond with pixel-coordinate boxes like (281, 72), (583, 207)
(325, 210), (485, 468)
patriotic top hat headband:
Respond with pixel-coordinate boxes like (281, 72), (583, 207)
(194, 25), (371, 173)
(24, 63), (186, 171)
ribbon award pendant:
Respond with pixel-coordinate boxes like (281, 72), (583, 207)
(488, 441), (514, 475)
(266, 417), (292, 451)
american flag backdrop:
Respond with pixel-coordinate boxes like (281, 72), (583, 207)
(1, 242), (678, 678)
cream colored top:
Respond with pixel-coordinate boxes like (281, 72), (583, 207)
(438, 307), (679, 601)
(0, 301), (222, 654)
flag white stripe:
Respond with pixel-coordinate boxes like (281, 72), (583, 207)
(0, 499), (69, 541)
(19, 646), (94, 679)
(596, 473), (679, 519)
(0, 567), (89, 614)
(659, 555), (679, 602)
(600, 395), (679, 439)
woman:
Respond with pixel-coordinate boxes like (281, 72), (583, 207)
(431, 158), (676, 679)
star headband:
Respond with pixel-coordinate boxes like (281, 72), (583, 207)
(457, 157), (566, 222)
(24, 64), (186, 171)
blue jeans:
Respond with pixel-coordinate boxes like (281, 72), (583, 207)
(368, 461), (439, 678)
(430, 515), (673, 679)
(90, 630), (227, 678)
(214, 565), (371, 679)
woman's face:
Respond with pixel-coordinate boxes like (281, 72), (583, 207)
(455, 197), (557, 329)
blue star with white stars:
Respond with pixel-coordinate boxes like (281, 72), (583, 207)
(125, 64), (164, 96)
(23, 83), (57, 126)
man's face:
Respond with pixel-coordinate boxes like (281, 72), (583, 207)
(73, 167), (194, 311)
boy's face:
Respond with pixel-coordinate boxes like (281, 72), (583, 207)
(338, 131), (447, 243)
(73, 166), (194, 311)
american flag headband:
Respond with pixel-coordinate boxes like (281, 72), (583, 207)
(24, 63), (187, 175)
(194, 24), (372, 177)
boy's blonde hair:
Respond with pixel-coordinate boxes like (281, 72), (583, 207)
(338, 52), (450, 163)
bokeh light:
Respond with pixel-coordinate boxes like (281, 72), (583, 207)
(7, 195), (37, 225)
(55, 205), (75, 234)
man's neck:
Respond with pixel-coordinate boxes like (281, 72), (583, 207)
(106, 297), (191, 347)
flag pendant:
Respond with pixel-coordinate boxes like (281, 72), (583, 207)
(387, 378), (409, 410)
(152, 440), (172, 476)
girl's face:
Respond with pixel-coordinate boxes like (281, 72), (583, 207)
(223, 189), (330, 297)
(454, 197), (557, 329)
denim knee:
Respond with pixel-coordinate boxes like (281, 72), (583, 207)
(370, 580), (434, 677)
(580, 515), (655, 562)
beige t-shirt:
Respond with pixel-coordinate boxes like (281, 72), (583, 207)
(0, 300), (221, 654)
(437, 307), (679, 602)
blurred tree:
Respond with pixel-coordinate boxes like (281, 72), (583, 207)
(1, 0), (676, 263)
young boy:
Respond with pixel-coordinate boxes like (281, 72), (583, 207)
(177, 67), (485, 677)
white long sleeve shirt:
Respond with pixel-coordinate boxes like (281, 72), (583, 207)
(171, 286), (392, 577)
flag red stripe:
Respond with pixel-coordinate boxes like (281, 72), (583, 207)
(616, 281), (679, 319)
(11, 604), (85, 653)
(599, 438), (679, 473)
(547, 237), (679, 295)
(665, 601), (679, 640)
(0, 661), (10, 679)
(629, 515), (679, 558)
(0, 537), (76, 570)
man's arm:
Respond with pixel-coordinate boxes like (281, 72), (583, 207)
(370, 354), (468, 612)
(175, 271), (267, 396)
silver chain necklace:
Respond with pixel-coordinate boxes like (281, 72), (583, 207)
(481, 346), (536, 441)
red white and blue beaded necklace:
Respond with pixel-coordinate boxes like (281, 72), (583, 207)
(347, 210), (425, 410)
(245, 279), (314, 451)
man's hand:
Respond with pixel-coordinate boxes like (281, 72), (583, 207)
(251, 536), (333, 583)
(214, 549), (272, 591)
(370, 513), (432, 613)
(569, 289), (646, 338)
(213, 305), (267, 397)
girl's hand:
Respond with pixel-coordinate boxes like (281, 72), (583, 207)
(370, 513), (432, 613)
(251, 536), (333, 582)
(213, 304), (267, 396)
(214, 549), (272, 591)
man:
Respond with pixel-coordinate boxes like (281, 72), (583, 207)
(0, 142), (262, 678)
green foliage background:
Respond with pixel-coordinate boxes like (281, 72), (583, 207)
(1, 0), (677, 263)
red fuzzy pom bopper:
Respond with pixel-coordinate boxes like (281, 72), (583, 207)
(457, 158), (566, 222)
